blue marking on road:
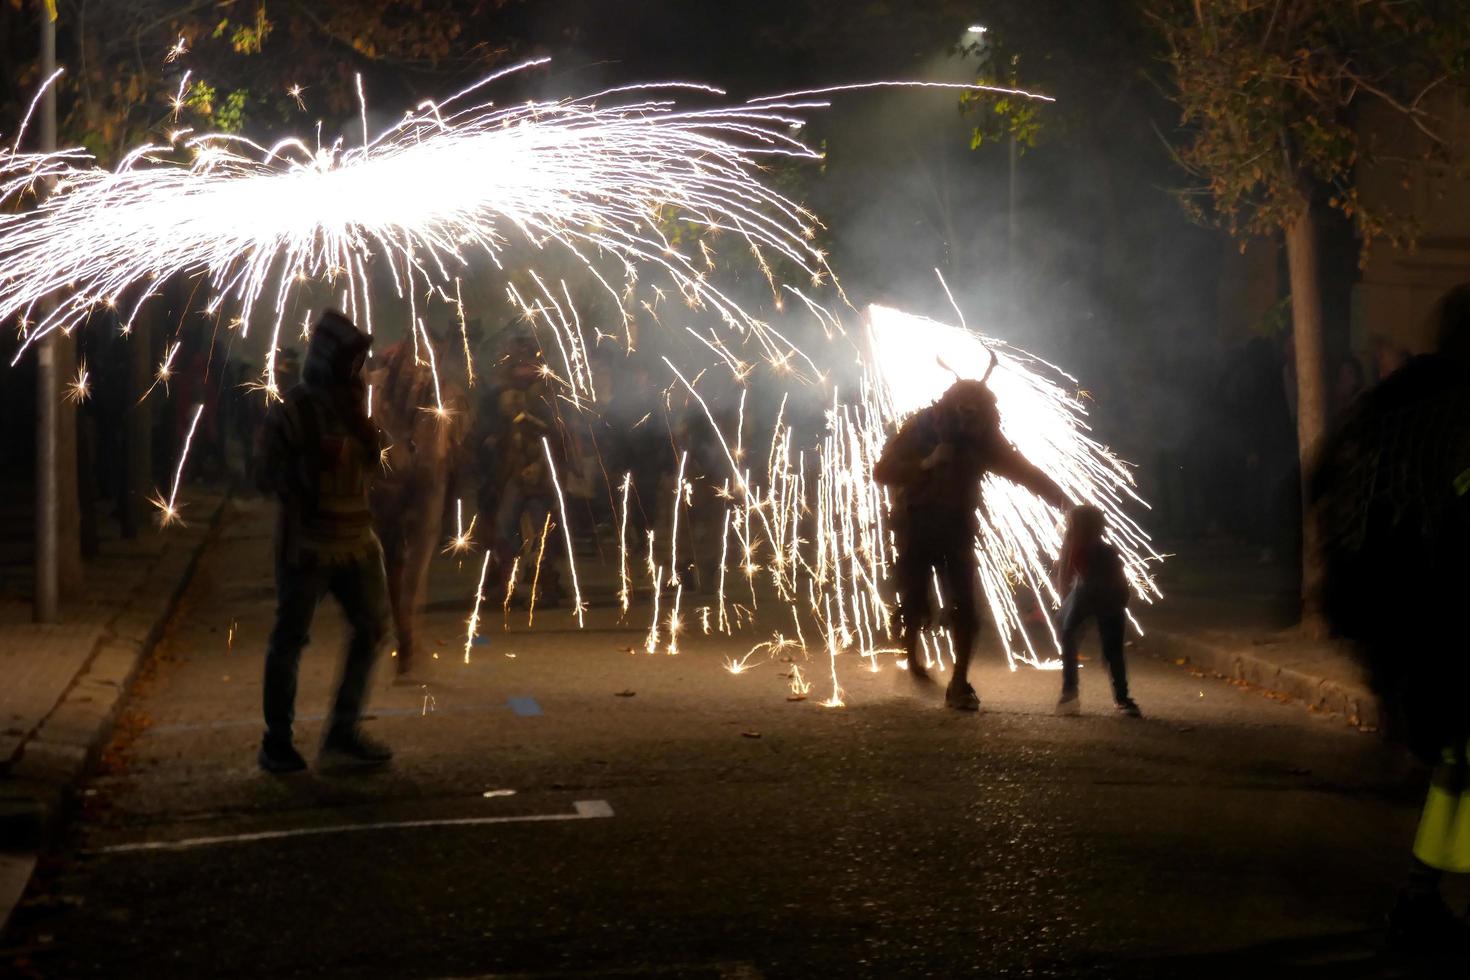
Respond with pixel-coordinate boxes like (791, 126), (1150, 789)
(507, 696), (542, 716)
(151, 695), (542, 733)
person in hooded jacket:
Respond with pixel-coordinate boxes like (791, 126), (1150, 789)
(1311, 284), (1470, 952)
(873, 372), (1071, 711)
(254, 310), (393, 772)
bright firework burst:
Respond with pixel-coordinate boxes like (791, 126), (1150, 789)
(0, 60), (1152, 704)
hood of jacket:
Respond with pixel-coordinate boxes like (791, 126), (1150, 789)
(302, 310), (372, 390)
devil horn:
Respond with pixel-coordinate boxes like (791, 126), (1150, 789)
(935, 355), (961, 381)
(981, 348), (999, 384)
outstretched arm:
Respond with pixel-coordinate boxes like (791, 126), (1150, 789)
(989, 441), (1072, 512)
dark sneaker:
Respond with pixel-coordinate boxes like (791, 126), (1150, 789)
(945, 681), (980, 712)
(1387, 890), (1470, 953)
(1115, 697), (1143, 718)
(258, 737), (307, 774)
(320, 727), (393, 768)
(1056, 688), (1081, 716)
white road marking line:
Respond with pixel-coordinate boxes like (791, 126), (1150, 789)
(438, 964), (761, 979)
(96, 799), (613, 854)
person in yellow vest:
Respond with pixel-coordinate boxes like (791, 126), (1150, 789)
(1312, 284), (1470, 951)
(255, 310), (393, 773)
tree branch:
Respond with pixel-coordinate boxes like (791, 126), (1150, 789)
(1341, 66), (1447, 147)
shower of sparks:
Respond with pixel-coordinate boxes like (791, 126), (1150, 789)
(165, 37), (189, 64)
(859, 305), (1161, 667)
(149, 402), (203, 527)
(0, 63), (1159, 705)
(464, 550), (492, 664)
(64, 358), (89, 403)
(0, 57), (877, 376)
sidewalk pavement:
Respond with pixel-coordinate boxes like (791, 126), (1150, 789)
(1135, 538), (1380, 732)
(0, 489), (227, 931)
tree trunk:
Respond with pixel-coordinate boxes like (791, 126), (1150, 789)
(1283, 197), (1328, 624)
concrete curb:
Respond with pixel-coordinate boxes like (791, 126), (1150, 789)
(0, 494), (228, 934)
(1138, 627), (1382, 731)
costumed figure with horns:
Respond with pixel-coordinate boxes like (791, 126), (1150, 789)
(873, 351), (1072, 710)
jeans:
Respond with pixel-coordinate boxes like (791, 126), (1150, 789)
(1059, 584), (1129, 700)
(263, 548), (389, 743)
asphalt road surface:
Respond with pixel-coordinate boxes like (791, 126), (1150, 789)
(2, 501), (1462, 978)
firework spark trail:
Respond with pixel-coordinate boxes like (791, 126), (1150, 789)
(2, 59), (914, 373)
(142, 340), (181, 401)
(501, 555), (521, 625)
(723, 632), (800, 674)
(454, 277), (474, 388)
(541, 437), (585, 628)
(645, 563), (663, 655)
(617, 473), (632, 617)
(716, 499), (732, 634)
(464, 551), (492, 664)
(150, 402), (204, 526)
(445, 498), (477, 555)
(64, 358), (89, 403)
(527, 512), (553, 628)
(663, 451), (689, 652)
